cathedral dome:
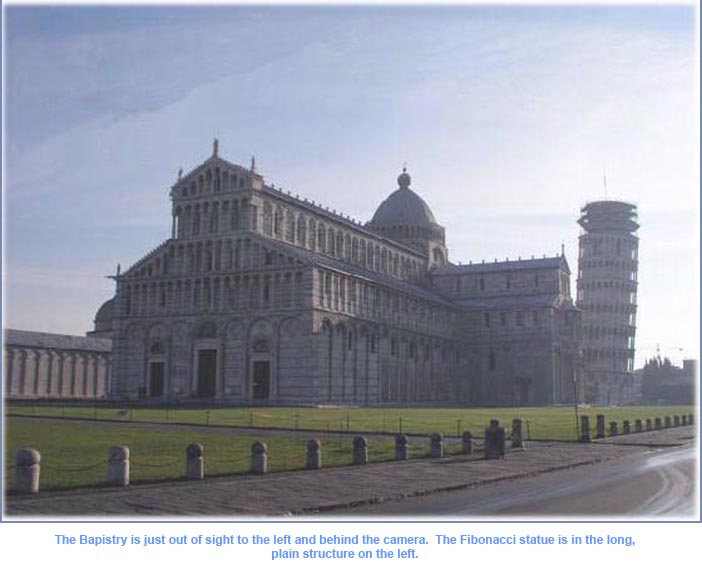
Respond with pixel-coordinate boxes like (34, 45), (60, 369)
(92, 297), (115, 334)
(370, 168), (437, 226)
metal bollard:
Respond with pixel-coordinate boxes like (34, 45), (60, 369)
(462, 430), (473, 455)
(609, 421), (618, 437)
(185, 443), (204, 480)
(511, 418), (524, 448)
(15, 449), (41, 494)
(353, 436), (368, 465)
(306, 439), (322, 470)
(395, 434), (409, 461)
(107, 445), (130, 486)
(484, 419), (505, 459)
(251, 441), (268, 475)
(580, 415), (591, 443)
(430, 433), (443, 458)
(596, 414), (606, 439)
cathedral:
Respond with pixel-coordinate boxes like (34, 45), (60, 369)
(102, 141), (581, 406)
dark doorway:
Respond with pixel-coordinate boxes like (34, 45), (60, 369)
(149, 362), (165, 397)
(197, 349), (217, 398)
(252, 360), (271, 400)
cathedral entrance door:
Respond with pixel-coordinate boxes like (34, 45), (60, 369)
(197, 349), (217, 398)
(252, 360), (271, 400)
(149, 361), (165, 397)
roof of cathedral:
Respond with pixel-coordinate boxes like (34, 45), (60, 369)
(370, 169), (438, 227)
(433, 255), (570, 274)
(452, 293), (570, 311)
(257, 236), (454, 307)
(3, 329), (112, 352)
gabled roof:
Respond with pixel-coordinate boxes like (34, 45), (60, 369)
(3, 329), (112, 352)
(433, 255), (570, 275)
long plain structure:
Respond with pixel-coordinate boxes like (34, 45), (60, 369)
(4, 329), (111, 399)
(97, 142), (581, 405)
(576, 200), (639, 404)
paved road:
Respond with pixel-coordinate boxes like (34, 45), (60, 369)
(327, 444), (698, 517)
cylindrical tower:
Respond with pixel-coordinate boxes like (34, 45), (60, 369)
(576, 201), (639, 404)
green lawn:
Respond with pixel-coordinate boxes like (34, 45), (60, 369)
(5, 405), (694, 491)
(5, 418), (458, 491)
(6, 404), (695, 440)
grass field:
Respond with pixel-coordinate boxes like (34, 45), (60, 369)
(6, 403), (695, 439)
(5, 418), (443, 490)
(6, 405), (694, 491)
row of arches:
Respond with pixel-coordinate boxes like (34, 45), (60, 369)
(173, 198), (249, 239)
(316, 269), (456, 335)
(132, 238), (301, 279)
(114, 316), (309, 402)
(177, 166), (249, 197)
(317, 317), (461, 404)
(123, 271), (306, 317)
(171, 191), (426, 282)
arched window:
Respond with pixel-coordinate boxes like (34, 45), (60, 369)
(274, 210), (283, 237)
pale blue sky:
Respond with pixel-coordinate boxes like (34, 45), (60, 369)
(3, 4), (698, 367)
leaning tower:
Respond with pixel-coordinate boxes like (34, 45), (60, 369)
(576, 201), (639, 404)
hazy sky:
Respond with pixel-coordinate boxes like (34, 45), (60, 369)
(3, 4), (698, 367)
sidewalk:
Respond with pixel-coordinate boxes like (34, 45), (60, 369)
(4, 426), (695, 517)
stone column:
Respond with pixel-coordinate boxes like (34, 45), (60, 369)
(664, 416), (671, 428)
(107, 446), (130, 486)
(682, 415), (687, 426)
(623, 420), (631, 434)
(646, 418), (652, 431)
(430, 433), (443, 458)
(251, 442), (268, 475)
(462, 430), (473, 454)
(609, 421), (618, 437)
(635, 419), (643, 433)
(32, 350), (41, 396)
(689, 414), (694, 425)
(596, 414), (606, 439)
(46, 350), (54, 397)
(306, 439), (322, 470)
(395, 435), (409, 461)
(580, 415), (591, 443)
(5, 348), (14, 396)
(353, 436), (368, 465)
(70, 353), (77, 396)
(511, 418), (524, 448)
(673, 415), (680, 427)
(57, 353), (66, 396)
(655, 417), (662, 430)
(484, 419), (505, 459)
(185, 444), (204, 480)
(15, 449), (41, 494)
(18, 350), (27, 396)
